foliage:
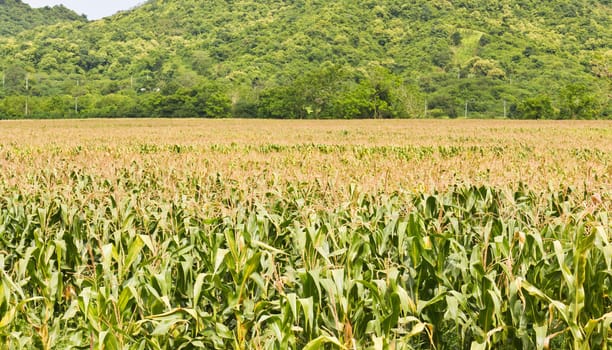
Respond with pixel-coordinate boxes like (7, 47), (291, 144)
(0, 0), (85, 37)
(0, 172), (610, 349)
(0, 0), (610, 118)
(558, 84), (602, 119)
(511, 95), (556, 120)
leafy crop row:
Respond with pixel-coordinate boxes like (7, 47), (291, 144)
(0, 171), (609, 349)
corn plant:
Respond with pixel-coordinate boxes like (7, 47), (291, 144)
(0, 166), (610, 349)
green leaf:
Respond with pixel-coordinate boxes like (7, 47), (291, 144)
(139, 234), (155, 253)
(286, 293), (298, 320)
(299, 297), (314, 332)
(0, 307), (16, 329)
(152, 318), (183, 336)
(102, 243), (113, 275)
(303, 334), (344, 350)
(123, 235), (144, 278)
(470, 340), (487, 350)
(214, 249), (229, 275)
(193, 273), (206, 307)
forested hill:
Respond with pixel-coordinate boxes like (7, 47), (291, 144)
(0, 0), (86, 36)
(0, 0), (610, 119)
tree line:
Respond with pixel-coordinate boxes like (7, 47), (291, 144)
(1, 62), (607, 119)
(0, 0), (609, 119)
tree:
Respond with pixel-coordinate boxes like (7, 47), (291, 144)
(3, 65), (27, 95)
(258, 85), (302, 119)
(193, 81), (232, 117)
(293, 61), (344, 119)
(362, 65), (412, 118)
(558, 84), (600, 119)
(330, 82), (374, 119)
(451, 31), (462, 46)
(428, 94), (458, 118)
(512, 95), (556, 119)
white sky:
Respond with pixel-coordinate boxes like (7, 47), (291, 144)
(23, 0), (145, 20)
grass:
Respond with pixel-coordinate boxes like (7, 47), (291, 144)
(0, 119), (610, 349)
(451, 29), (484, 65)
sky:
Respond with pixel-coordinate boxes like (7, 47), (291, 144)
(23, 0), (145, 20)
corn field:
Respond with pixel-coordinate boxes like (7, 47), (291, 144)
(0, 119), (610, 349)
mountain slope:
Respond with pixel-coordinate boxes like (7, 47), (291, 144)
(0, 0), (86, 36)
(0, 0), (609, 119)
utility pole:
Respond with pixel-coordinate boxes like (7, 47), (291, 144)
(424, 100), (428, 118)
(464, 100), (468, 118)
(503, 100), (507, 119)
(75, 79), (79, 114)
(25, 74), (29, 117)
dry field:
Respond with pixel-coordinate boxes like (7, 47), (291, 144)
(0, 119), (610, 349)
(0, 119), (610, 195)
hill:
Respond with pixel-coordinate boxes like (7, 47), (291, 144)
(0, 0), (610, 119)
(0, 0), (86, 37)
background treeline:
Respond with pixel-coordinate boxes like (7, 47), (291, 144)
(0, 0), (86, 36)
(0, 64), (606, 119)
(0, 0), (610, 119)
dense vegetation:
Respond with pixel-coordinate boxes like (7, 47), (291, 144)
(0, 119), (610, 349)
(0, 0), (85, 36)
(0, 0), (610, 118)
(1, 177), (610, 349)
